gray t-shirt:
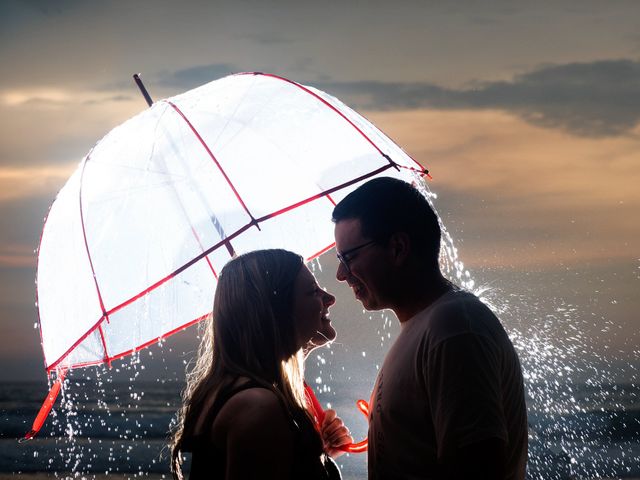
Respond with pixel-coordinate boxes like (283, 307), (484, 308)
(368, 290), (527, 479)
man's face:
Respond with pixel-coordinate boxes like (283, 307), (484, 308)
(334, 218), (394, 311)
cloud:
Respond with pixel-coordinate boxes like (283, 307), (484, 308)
(82, 95), (133, 105)
(18, 56), (638, 139)
(0, 87), (143, 169)
(0, 244), (36, 268)
(1, 88), (72, 107)
(154, 63), (239, 91)
(313, 59), (640, 138)
(364, 108), (640, 268)
(0, 88), (134, 108)
(0, 163), (76, 202)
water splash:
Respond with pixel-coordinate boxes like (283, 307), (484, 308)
(17, 177), (638, 479)
(315, 176), (639, 478)
(415, 177), (639, 479)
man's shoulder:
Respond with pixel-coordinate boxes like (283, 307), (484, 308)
(414, 290), (500, 343)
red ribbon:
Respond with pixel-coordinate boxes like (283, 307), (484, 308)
(304, 382), (369, 453)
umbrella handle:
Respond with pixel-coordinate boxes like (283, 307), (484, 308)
(21, 368), (67, 442)
(304, 382), (369, 453)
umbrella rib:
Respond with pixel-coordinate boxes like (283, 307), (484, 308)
(254, 163), (395, 223)
(104, 221), (256, 317)
(254, 73), (392, 159)
(47, 312), (210, 373)
(165, 100), (259, 229)
(43, 72), (431, 373)
(35, 195), (55, 371)
(97, 324), (111, 365)
(47, 313), (211, 372)
(103, 161), (397, 319)
(238, 72), (430, 179)
(208, 75), (258, 151)
(47, 315), (109, 372)
(78, 150), (112, 365)
(48, 111), (219, 373)
(148, 107), (220, 275)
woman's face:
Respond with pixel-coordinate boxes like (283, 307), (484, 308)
(292, 265), (336, 351)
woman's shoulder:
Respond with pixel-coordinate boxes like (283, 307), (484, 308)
(214, 384), (293, 442)
(213, 384), (296, 474)
(221, 386), (285, 419)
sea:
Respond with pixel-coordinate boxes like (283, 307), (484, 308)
(1, 376), (639, 479)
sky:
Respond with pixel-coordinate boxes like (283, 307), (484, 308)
(0, 0), (638, 383)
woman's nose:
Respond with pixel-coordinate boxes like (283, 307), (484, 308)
(324, 290), (336, 306)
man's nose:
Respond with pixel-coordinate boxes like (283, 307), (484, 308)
(336, 261), (348, 282)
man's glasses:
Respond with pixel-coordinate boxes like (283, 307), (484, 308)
(336, 240), (377, 275)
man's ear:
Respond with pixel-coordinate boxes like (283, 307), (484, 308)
(388, 232), (411, 265)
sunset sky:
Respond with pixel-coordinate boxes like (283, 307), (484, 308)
(1, 1), (638, 382)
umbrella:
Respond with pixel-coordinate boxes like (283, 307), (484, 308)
(29, 71), (428, 440)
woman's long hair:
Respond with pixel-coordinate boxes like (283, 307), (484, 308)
(170, 249), (307, 479)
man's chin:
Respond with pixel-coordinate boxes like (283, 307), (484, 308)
(358, 297), (383, 312)
(354, 287), (383, 311)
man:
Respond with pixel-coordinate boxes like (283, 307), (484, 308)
(332, 177), (527, 480)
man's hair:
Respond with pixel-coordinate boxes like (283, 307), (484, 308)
(332, 177), (441, 267)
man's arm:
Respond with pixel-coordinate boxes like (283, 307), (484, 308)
(426, 332), (508, 479)
(440, 437), (507, 479)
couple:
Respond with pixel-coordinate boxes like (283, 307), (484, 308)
(170, 178), (528, 480)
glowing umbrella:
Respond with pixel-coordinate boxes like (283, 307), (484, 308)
(29, 72), (428, 440)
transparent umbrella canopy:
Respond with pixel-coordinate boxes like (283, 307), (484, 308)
(30, 71), (428, 439)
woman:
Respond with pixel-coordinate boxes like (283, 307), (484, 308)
(171, 249), (351, 479)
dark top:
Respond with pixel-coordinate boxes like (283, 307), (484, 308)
(183, 380), (341, 479)
(368, 290), (527, 479)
